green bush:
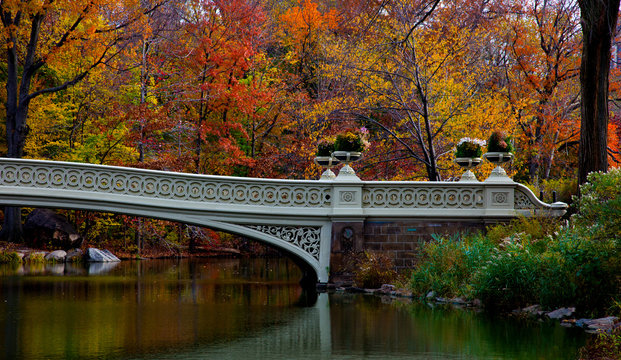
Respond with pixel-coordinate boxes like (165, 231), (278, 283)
(410, 234), (493, 298)
(542, 178), (578, 204)
(486, 217), (561, 244)
(316, 138), (335, 156)
(25, 252), (45, 263)
(573, 168), (621, 241)
(551, 232), (620, 314)
(487, 130), (514, 153)
(0, 251), (22, 264)
(334, 130), (367, 152)
(409, 170), (621, 313)
(524, 177), (577, 206)
(455, 138), (484, 158)
(354, 251), (397, 289)
(579, 326), (621, 360)
(472, 241), (540, 310)
(409, 219), (619, 313)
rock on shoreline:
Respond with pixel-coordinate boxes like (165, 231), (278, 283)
(5, 247), (120, 264)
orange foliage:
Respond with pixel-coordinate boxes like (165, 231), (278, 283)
(609, 116), (621, 167)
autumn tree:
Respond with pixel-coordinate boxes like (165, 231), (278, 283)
(279, 0), (337, 99)
(315, 0), (507, 181)
(0, 0), (161, 242)
(502, 0), (581, 182)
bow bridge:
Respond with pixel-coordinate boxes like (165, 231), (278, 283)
(0, 158), (566, 285)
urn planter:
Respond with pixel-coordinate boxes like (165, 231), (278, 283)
(454, 157), (482, 182)
(332, 151), (362, 179)
(314, 156), (340, 180)
(483, 152), (514, 182)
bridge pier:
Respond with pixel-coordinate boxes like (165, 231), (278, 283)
(328, 221), (364, 282)
(328, 219), (497, 282)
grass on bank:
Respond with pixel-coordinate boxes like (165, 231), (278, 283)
(410, 168), (621, 317)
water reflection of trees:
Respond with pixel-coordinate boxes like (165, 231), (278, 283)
(0, 258), (307, 359)
(0, 260), (585, 359)
(329, 294), (585, 360)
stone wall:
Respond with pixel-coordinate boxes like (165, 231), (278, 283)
(363, 220), (489, 269)
(330, 219), (496, 280)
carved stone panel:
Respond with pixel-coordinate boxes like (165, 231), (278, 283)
(492, 191), (509, 205)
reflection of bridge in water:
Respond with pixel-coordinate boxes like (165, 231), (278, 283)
(178, 293), (332, 360)
(0, 158), (566, 284)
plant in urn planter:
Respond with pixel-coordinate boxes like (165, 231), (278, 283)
(454, 137), (485, 182)
(314, 138), (340, 180)
(483, 130), (514, 181)
(333, 128), (369, 179)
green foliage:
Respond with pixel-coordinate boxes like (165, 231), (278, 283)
(579, 326), (621, 360)
(485, 217), (560, 250)
(334, 130), (368, 152)
(526, 177), (578, 205)
(455, 142), (482, 158)
(0, 251), (22, 264)
(573, 168), (621, 241)
(409, 209), (620, 313)
(472, 241), (540, 310)
(25, 253), (45, 264)
(455, 138), (484, 158)
(316, 138), (335, 156)
(410, 233), (493, 298)
(354, 251), (397, 288)
(550, 232), (621, 314)
(542, 177), (577, 204)
(487, 130), (514, 153)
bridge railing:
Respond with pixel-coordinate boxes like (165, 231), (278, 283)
(0, 158), (566, 219)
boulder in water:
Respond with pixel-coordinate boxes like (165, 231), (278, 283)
(546, 307), (575, 319)
(85, 248), (120, 262)
(44, 250), (67, 262)
(65, 249), (83, 263)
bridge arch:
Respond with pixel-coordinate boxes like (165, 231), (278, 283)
(0, 192), (330, 285)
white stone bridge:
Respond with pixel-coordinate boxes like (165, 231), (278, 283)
(0, 158), (566, 284)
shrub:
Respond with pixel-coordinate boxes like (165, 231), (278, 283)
(0, 251), (22, 264)
(316, 138), (335, 156)
(455, 138), (485, 158)
(541, 177), (578, 204)
(487, 130), (514, 153)
(485, 217), (561, 250)
(578, 326), (621, 360)
(354, 251), (397, 289)
(410, 236), (467, 297)
(409, 186), (620, 314)
(551, 232), (620, 315)
(573, 168), (621, 241)
(410, 234), (493, 298)
(472, 241), (540, 310)
(334, 129), (369, 153)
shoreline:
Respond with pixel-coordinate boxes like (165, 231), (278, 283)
(322, 282), (620, 336)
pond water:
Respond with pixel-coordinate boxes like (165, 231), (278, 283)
(0, 258), (586, 359)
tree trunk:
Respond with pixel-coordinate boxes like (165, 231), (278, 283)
(577, 0), (620, 185)
(1, 10), (37, 243)
(0, 207), (23, 243)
